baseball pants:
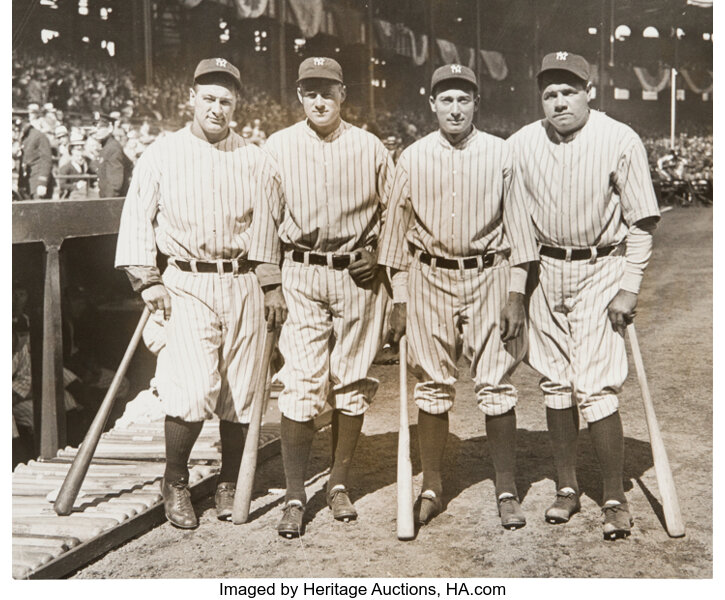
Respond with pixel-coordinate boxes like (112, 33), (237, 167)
(155, 265), (266, 423)
(527, 251), (627, 423)
(407, 255), (525, 415)
(277, 261), (387, 422)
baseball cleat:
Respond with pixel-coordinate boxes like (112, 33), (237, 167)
(415, 490), (442, 525)
(326, 485), (358, 522)
(214, 481), (236, 521)
(162, 478), (198, 529)
(497, 494), (526, 530)
(277, 500), (305, 538)
(601, 501), (633, 540)
(545, 489), (581, 524)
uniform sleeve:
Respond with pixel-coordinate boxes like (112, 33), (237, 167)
(503, 142), (539, 267)
(375, 141), (395, 224)
(114, 148), (160, 268)
(377, 154), (414, 272)
(616, 136), (661, 226)
(248, 151), (285, 265)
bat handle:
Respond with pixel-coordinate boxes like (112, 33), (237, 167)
(54, 307), (150, 515)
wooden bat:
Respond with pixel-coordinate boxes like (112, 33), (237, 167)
(232, 328), (277, 524)
(396, 336), (415, 540)
(627, 323), (685, 537)
(54, 307), (150, 516)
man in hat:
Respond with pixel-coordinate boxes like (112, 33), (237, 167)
(93, 112), (133, 198)
(115, 58), (268, 529)
(379, 64), (539, 529)
(508, 52), (660, 540)
(18, 104), (53, 199)
(58, 132), (89, 199)
(248, 56), (394, 538)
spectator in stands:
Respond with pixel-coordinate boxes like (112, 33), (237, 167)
(18, 104), (54, 199)
(657, 148), (689, 182)
(250, 117), (267, 145)
(58, 132), (90, 199)
(92, 112), (133, 198)
(54, 125), (71, 168)
(12, 326), (35, 467)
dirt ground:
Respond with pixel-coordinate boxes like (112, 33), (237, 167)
(74, 206), (712, 580)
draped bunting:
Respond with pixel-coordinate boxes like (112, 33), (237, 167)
(177, 0), (205, 8)
(234, 0), (268, 19)
(288, 0), (324, 39)
(329, 4), (363, 45)
(633, 66), (671, 92)
(394, 24), (428, 66)
(436, 39), (459, 64)
(679, 69), (713, 94)
(373, 19), (396, 51)
(480, 50), (508, 81)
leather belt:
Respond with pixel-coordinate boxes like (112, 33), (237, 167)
(172, 258), (250, 274)
(418, 251), (495, 270)
(539, 244), (617, 261)
(290, 250), (360, 269)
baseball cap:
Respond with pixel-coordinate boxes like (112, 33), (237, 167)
(27, 103), (40, 115)
(297, 57), (344, 84)
(537, 51), (590, 82)
(431, 63), (479, 94)
(69, 131), (85, 146)
(193, 58), (241, 89)
(92, 111), (112, 128)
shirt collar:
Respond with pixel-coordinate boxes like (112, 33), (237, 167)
(302, 118), (349, 142)
(437, 126), (478, 150)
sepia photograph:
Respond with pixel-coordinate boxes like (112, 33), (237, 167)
(9, 0), (713, 586)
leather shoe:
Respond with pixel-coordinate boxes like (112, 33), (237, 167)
(415, 490), (442, 525)
(214, 482), (235, 521)
(545, 489), (581, 524)
(162, 478), (198, 529)
(602, 501), (633, 540)
(327, 485), (358, 522)
(497, 494), (526, 530)
(277, 500), (305, 538)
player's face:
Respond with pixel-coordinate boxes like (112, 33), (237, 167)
(298, 80), (346, 136)
(540, 74), (590, 136)
(430, 86), (479, 142)
(190, 81), (237, 142)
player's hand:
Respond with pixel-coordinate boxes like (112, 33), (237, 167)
(347, 249), (378, 285)
(263, 286), (288, 331)
(36, 185), (47, 198)
(387, 302), (407, 344)
(607, 289), (638, 336)
(141, 283), (172, 320)
(500, 292), (526, 342)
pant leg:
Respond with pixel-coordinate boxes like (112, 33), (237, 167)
(568, 255), (628, 423)
(461, 260), (524, 416)
(156, 267), (223, 421)
(277, 263), (333, 422)
(407, 261), (458, 415)
(215, 271), (267, 424)
(527, 257), (576, 409)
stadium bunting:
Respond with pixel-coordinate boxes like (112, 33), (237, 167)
(436, 39), (460, 64)
(679, 68), (713, 94)
(480, 50), (508, 81)
(234, 0), (268, 19)
(288, 0), (324, 38)
(633, 66), (671, 92)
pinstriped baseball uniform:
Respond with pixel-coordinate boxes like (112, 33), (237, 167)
(508, 109), (660, 422)
(115, 126), (266, 423)
(248, 119), (393, 422)
(377, 128), (538, 415)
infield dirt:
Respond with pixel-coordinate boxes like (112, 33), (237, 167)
(74, 205), (712, 579)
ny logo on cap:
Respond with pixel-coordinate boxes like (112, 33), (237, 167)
(216, 58), (228, 67)
(450, 64), (462, 73)
(313, 57), (325, 66)
(556, 51), (569, 61)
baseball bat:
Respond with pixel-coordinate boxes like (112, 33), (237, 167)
(232, 328), (277, 524)
(54, 307), (150, 516)
(627, 323), (685, 537)
(396, 336), (415, 540)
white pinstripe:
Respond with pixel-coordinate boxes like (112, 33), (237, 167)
(509, 110), (660, 422)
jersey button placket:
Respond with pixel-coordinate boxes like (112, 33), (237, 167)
(450, 149), (459, 255)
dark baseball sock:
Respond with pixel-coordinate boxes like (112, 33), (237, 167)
(546, 406), (580, 493)
(218, 420), (248, 484)
(328, 410), (364, 491)
(417, 409), (448, 498)
(281, 415), (315, 504)
(164, 416), (204, 484)
(485, 409), (518, 498)
(588, 411), (626, 504)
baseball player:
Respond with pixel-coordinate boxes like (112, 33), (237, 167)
(508, 52), (660, 540)
(379, 64), (539, 529)
(115, 58), (268, 529)
(248, 56), (393, 538)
